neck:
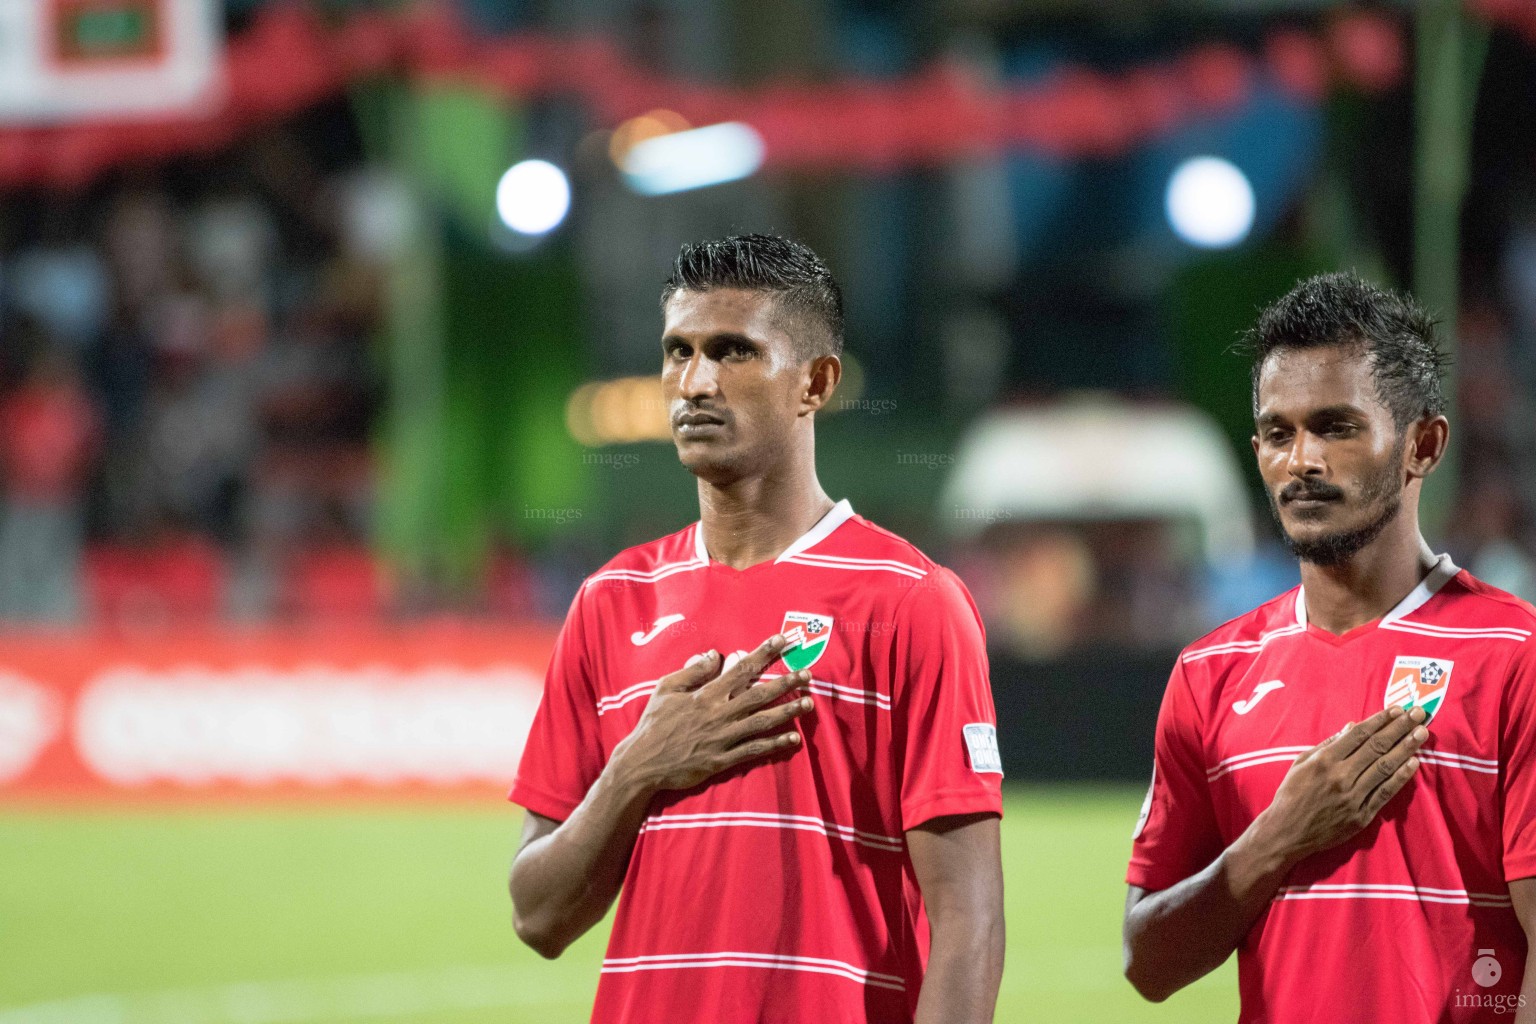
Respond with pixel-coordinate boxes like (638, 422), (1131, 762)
(1298, 502), (1439, 635)
(696, 446), (833, 570)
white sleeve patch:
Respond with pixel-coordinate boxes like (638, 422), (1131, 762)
(962, 723), (1003, 774)
(1132, 761), (1156, 840)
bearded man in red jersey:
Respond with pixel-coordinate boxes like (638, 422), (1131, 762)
(510, 234), (1005, 1024)
(1124, 271), (1536, 1022)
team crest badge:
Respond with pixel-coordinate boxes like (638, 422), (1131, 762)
(1384, 656), (1455, 724)
(780, 612), (833, 672)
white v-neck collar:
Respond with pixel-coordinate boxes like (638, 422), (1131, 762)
(1294, 552), (1461, 628)
(693, 499), (855, 565)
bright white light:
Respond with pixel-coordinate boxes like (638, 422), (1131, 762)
(621, 122), (765, 196)
(1165, 156), (1255, 249)
(496, 160), (571, 235)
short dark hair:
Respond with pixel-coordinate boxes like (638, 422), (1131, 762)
(1239, 271), (1448, 429)
(660, 233), (844, 359)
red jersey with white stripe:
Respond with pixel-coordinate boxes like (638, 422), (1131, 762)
(1129, 555), (1536, 1022)
(512, 500), (1004, 1024)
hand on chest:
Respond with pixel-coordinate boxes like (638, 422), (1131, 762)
(1209, 639), (1494, 816)
(616, 601), (852, 683)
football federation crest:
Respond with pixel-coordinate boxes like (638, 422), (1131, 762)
(780, 611), (833, 672)
(1384, 655), (1455, 723)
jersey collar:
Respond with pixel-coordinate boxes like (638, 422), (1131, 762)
(1294, 552), (1461, 629)
(693, 499), (855, 565)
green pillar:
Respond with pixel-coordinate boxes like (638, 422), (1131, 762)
(1414, 0), (1488, 536)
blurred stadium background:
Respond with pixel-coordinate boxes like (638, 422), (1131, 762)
(2, 0), (1535, 1021)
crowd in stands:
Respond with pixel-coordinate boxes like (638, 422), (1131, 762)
(2, 122), (1533, 650)
(0, 128), (384, 628)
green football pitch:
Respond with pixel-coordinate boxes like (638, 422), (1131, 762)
(1, 786), (1236, 1023)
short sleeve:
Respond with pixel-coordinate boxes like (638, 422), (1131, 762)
(1126, 661), (1223, 891)
(893, 568), (1005, 832)
(509, 586), (605, 822)
(1500, 641), (1536, 881)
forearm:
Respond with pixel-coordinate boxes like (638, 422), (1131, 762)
(510, 746), (655, 957)
(914, 909), (1004, 1024)
(1515, 947), (1536, 1024)
(1124, 811), (1298, 1001)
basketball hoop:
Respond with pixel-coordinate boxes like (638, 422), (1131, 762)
(0, 0), (222, 123)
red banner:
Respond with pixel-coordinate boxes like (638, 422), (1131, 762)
(0, 4), (1410, 189)
(0, 623), (555, 801)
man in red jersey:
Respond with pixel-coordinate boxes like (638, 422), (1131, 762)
(1123, 272), (1536, 1022)
(509, 234), (1004, 1023)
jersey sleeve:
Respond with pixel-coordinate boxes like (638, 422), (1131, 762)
(509, 585), (604, 822)
(892, 568), (1004, 831)
(1500, 640), (1536, 881)
(1126, 660), (1224, 891)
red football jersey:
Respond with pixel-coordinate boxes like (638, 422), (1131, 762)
(1129, 555), (1536, 1021)
(511, 500), (1004, 1023)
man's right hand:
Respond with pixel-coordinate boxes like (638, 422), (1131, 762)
(611, 634), (815, 795)
(1254, 704), (1429, 867)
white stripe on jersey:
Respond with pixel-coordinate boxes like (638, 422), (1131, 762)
(759, 672), (893, 711)
(595, 680), (660, 716)
(1207, 746), (1499, 781)
(1381, 619), (1530, 642)
(1205, 746), (1312, 780)
(587, 559), (707, 586)
(1275, 883), (1513, 908)
(600, 951), (907, 991)
(595, 676), (892, 716)
(1416, 750), (1500, 774)
(1181, 624), (1306, 663)
(640, 811), (905, 852)
(780, 554), (927, 579)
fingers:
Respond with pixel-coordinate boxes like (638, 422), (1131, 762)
(709, 634), (792, 697)
(1354, 718), (1428, 793)
(720, 728), (802, 769)
(1342, 706), (1427, 783)
(734, 669), (813, 711)
(1326, 707), (1403, 761)
(731, 694), (815, 743)
(1359, 753), (1421, 820)
(658, 650), (721, 693)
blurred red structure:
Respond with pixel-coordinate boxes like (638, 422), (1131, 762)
(0, 4), (1413, 189)
(84, 540), (226, 627)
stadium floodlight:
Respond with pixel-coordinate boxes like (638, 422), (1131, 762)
(496, 159), (571, 236)
(1165, 156), (1256, 249)
(620, 122), (766, 196)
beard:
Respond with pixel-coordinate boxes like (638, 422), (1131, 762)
(1269, 450), (1405, 568)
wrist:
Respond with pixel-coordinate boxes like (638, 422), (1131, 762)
(604, 737), (661, 805)
(1230, 809), (1305, 885)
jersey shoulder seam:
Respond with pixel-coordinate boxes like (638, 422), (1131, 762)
(1179, 587), (1301, 656)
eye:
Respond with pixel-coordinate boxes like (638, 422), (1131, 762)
(723, 341), (755, 360)
(1263, 428), (1293, 445)
(1320, 422), (1357, 438)
(664, 341), (692, 361)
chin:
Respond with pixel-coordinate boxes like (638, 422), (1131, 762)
(675, 442), (741, 482)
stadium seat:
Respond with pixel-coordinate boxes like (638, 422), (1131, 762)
(84, 539), (227, 628)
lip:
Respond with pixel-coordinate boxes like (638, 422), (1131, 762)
(675, 416), (726, 439)
(674, 412), (726, 434)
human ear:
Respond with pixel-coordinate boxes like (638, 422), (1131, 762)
(801, 355), (842, 415)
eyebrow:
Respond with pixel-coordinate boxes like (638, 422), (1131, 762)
(661, 331), (762, 348)
(1256, 404), (1367, 428)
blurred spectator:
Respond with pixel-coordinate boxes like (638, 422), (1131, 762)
(0, 350), (101, 623)
(7, 214), (109, 356)
(0, 130), (387, 627)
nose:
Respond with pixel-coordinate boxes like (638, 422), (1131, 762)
(678, 351), (719, 401)
(1285, 430), (1326, 480)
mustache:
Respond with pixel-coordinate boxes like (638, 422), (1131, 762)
(671, 402), (729, 426)
(1279, 480), (1345, 503)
